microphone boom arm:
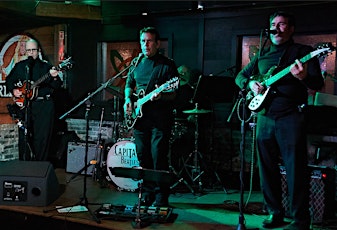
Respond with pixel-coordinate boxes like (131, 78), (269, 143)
(59, 62), (132, 120)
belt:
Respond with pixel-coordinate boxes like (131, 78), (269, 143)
(35, 94), (51, 101)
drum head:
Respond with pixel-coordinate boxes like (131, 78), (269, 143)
(106, 140), (141, 192)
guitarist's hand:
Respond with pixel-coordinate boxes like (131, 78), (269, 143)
(12, 89), (23, 98)
(290, 59), (307, 80)
(150, 84), (162, 101)
(124, 97), (133, 116)
(49, 67), (59, 79)
(248, 80), (264, 96)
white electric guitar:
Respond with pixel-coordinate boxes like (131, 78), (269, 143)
(248, 43), (335, 112)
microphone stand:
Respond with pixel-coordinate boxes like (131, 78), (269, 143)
(43, 99), (101, 224)
(45, 56), (136, 221)
(59, 64), (131, 120)
(23, 64), (34, 160)
(237, 88), (248, 230)
(190, 74), (202, 104)
(77, 98), (101, 223)
(232, 29), (269, 230)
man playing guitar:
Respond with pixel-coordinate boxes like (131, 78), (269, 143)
(5, 38), (63, 161)
(123, 27), (178, 207)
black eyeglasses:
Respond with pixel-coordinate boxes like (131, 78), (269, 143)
(26, 49), (38, 52)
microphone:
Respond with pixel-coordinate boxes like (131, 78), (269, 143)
(27, 56), (35, 65)
(264, 29), (277, 35)
(133, 53), (144, 67)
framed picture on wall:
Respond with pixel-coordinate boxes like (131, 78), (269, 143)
(99, 40), (168, 101)
(240, 33), (337, 96)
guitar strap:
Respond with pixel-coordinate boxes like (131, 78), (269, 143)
(144, 64), (164, 95)
(254, 42), (299, 76)
(279, 43), (301, 67)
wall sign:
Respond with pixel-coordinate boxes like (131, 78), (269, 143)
(0, 34), (33, 98)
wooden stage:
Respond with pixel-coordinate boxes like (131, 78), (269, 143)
(0, 164), (336, 230)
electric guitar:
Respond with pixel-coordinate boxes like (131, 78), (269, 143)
(125, 77), (179, 130)
(13, 57), (73, 108)
(248, 43), (336, 112)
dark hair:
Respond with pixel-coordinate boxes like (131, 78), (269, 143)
(269, 11), (296, 27)
(140, 27), (160, 41)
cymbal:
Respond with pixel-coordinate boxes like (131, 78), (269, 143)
(183, 108), (212, 114)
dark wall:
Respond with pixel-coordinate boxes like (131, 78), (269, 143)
(66, 1), (337, 109)
(42, 1), (337, 176)
(66, 20), (102, 103)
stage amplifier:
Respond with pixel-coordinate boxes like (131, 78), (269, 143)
(280, 165), (336, 223)
(66, 142), (99, 175)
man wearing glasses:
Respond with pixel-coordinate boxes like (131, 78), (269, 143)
(6, 38), (63, 161)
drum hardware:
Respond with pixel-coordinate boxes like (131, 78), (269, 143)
(93, 107), (106, 182)
(109, 167), (175, 229)
(168, 138), (195, 194)
(170, 118), (188, 142)
(179, 103), (226, 193)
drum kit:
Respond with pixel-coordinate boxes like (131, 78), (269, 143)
(90, 102), (223, 193)
(66, 87), (223, 194)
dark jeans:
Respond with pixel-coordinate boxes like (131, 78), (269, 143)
(256, 112), (310, 226)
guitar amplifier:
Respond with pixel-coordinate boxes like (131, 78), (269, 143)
(66, 142), (99, 175)
(280, 165), (336, 223)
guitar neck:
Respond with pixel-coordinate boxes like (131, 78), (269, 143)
(263, 52), (313, 86)
(137, 86), (165, 106)
(31, 72), (50, 88)
(31, 64), (64, 88)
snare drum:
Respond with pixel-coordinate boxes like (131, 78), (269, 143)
(106, 139), (141, 192)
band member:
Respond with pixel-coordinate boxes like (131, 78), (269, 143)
(235, 11), (324, 229)
(124, 27), (179, 207)
(6, 38), (63, 161)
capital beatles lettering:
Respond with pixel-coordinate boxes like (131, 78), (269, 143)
(113, 145), (139, 166)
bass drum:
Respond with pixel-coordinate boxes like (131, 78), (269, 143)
(106, 139), (141, 192)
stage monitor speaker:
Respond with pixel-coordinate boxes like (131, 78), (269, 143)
(66, 142), (98, 175)
(280, 165), (336, 223)
(0, 160), (60, 206)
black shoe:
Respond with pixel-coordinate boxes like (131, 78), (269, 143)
(262, 214), (285, 228)
(283, 221), (311, 230)
(153, 192), (169, 207)
(152, 200), (169, 207)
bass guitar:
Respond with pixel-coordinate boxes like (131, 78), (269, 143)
(125, 77), (179, 130)
(13, 57), (73, 108)
(248, 43), (335, 112)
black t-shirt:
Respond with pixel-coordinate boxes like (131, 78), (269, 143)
(125, 53), (179, 130)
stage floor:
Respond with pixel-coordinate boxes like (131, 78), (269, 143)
(0, 166), (336, 230)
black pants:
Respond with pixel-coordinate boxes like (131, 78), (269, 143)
(256, 112), (310, 226)
(133, 125), (171, 204)
(18, 99), (55, 161)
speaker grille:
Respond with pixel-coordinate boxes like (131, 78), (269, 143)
(280, 165), (336, 223)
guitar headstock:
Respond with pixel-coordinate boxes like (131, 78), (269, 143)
(57, 57), (74, 71)
(164, 77), (179, 91)
(315, 42), (336, 58)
